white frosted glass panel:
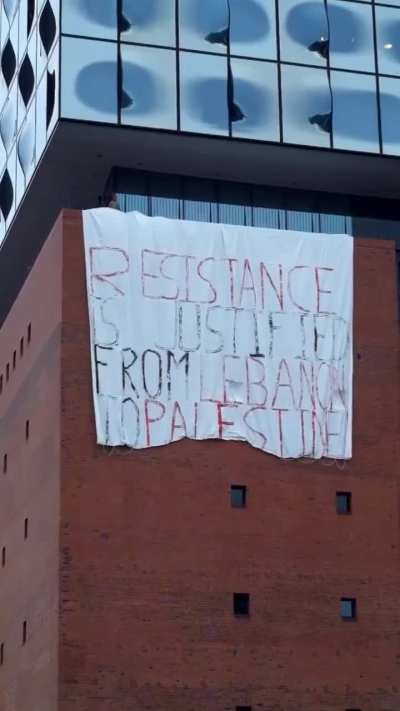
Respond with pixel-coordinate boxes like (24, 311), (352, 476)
(121, 45), (177, 130)
(4, 143), (16, 229)
(17, 99), (36, 193)
(331, 71), (379, 152)
(35, 66), (47, 157)
(0, 79), (18, 153)
(120, 0), (175, 47)
(62, 0), (117, 40)
(231, 58), (279, 141)
(61, 36), (118, 122)
(180, 51), (229, 135)
(281, 64), (331, 147)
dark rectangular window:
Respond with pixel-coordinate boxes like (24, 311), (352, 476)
(0, 642), (3, 665)
(25, 420), (30, 441)
(22, 621), (27, 645)
(20, 338), (24, 358)
(27, 323), (31, 343)
(3, 454), (7, 474)
(24, 518), (28, 540)
(233, 593), (250, 616)
(12, 350), (16, 369)
(236, 707), (252, 711)
(231, 485), (247, 508)
(0, 374), (3, 393)
(341, 598), (357, 620)
(1, 547), (5, 567)
(336, 491), (352, 514)
(6, 363), (9, 382)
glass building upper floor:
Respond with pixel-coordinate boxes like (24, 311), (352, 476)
(1, 0), (400, 286)
(60, 0), (400, 156)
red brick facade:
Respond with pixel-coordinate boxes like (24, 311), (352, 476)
(1, 210), (399, 710)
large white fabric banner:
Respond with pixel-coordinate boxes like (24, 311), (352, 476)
(83, 208), (353, 459)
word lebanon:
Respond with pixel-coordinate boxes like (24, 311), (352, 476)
(83, 209), (353, 459)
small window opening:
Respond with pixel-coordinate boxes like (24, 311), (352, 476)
(3, 454), (7, 473)
(24, 518), (28, 540)
(12, 350), (16, 369)
(6, 363), (9, 381)
(0, 642), (4, 665)
(341, 598), (357, 620)
(233, 593), (250, 616)
(231, 485), (247, 508)
(0, 374), (3, 393)
(236, 707), (252, 711)
(336, 491), (352, 515)
(22, 621), (27, 645)
(25, 419), (30, 440)
(1, 547), (5, 567)
(19, 337), (24, 358)
(27, 323), (31, 343)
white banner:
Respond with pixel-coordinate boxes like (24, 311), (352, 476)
(83, 208), (353, 459)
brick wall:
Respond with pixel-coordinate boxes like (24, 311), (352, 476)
(1, 210), (399, 711)
(0, 215), (63, 711)
(59, 212), (400, 711)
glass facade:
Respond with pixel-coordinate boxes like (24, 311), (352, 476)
(108, 168), (400, 251)
(0, 0), (59, 242)
(61, 0), (400, 157)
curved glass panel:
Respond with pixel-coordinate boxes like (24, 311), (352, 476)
(230, 0), (277, 60)
(180, 51), (229, 135)
(120, 0), (176, 48)
(231, 58), (279, 141)
(380, 76), (400, 155)
(329, 1), (375, 73)
(62, 0), (118, 40)
(120, 45), (177, 130)
(61, 36), (118, 122)
(179, 0), (228, 54)
(331, 71), (379, 152)
(376, 6), (400, 77)
(281, 64), (331, 147)
(279, 0), (328, 67)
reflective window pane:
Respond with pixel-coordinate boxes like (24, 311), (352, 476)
(331, 71), (379, 152)
(179, 0), (276, 58)
(231, 58), (279, 141)
(62, 0), (117, 40)
(61, 37), (118, 122)
(180, 51), (229, 135)
(380, 76), (400, 155)
(230, 0), (277, 60)
(279, 0), (328, 67)
(376, 6), (400, 77)
(121, 45), (177, 130)
(120, 0), (176, 48)
(281, 64), (331, 147)
(375, 0), (400, 6)
(179, 0), (228, 54)
(329, 1), (375, 73)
